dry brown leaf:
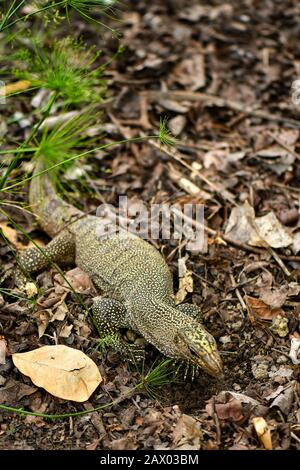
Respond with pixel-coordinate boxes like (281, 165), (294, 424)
(12, 345), (102, 402)
(0, 378), (37, 405)
(65, 267), (96, 294)
(0, 222), (44, 250)
(0, 222), (23, 249)
(245, 295), (283, 322)
(1, 80), (32, 95)
(206, 397), (244, 422)
(252, 417), (272, 450)
(172, 414), (202, 450)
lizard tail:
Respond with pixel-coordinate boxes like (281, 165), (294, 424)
(29, 159), (83, 238)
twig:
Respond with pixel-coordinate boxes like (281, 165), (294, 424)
(291, 432), (300, 445)
(143, 90), (300, 128)
(146, 137), (237, 205)
(268, 247), (291, 277)
(268, 131), (300, 161)
(211, 397), (221, 446)
(229, 273), (247, 311)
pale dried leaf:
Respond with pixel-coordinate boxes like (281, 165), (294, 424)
(176, 263), (193, 304)
(255, 212), (292, 248)
(270, 382), (295, 415)
(51, 303), (68, 322)
(225, 202), (292, 248)
(289, 336), (300, 365)
(0, 336), (7, 365)
(59, 324), (73, 338)
(252, 417), (272, 450)
(12, 345), (102, 402)
(37, 310), (51, 338)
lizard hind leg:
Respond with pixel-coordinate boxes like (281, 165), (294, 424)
(92, 297), (145, 364)
(15, 230), (75, 288)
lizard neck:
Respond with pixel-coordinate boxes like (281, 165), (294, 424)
(127, 296), (189, 359)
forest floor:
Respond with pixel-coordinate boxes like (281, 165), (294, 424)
(0, 0), (300, 450)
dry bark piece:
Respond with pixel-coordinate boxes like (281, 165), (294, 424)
(12, 345), (102, 402)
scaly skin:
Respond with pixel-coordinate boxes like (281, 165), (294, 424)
(19, 161), (223, 379)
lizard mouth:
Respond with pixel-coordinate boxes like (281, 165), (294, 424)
(189, 347), (224, 379)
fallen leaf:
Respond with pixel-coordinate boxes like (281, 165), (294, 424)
(289, 336), (300, 365)
(0, 378), (37, 405)
(176, 256), (194, 303)
(65, 267), (96, 294)
(269, 382), (295, 415)
(12, 345), (102, 402)
(0, 222), (23, 249)
(255, 212), (292, 248)
(258, 283), (300, 308)
(59, 324), (73, 338)
(168, 115), (186, 135)
(225, 202), (292, 248)
(0, 336), (7, 365)
(211, 398), (244, 422)
(109, 434), (138, 450)
(252, 417), (272, 450)
(245, 296), (283, 321)
(173, 414), (202, 450)
(51, 303), (68, 322)
(1, 80), (32, 95)
(36, 310), (51, 338)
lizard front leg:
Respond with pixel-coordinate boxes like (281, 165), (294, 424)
(92, 297), (145, 363)
(15, 230), (75, 287)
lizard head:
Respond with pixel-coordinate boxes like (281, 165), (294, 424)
(174, 323), (224, 379)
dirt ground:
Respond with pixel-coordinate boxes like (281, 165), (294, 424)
(0, 0), (300, 450)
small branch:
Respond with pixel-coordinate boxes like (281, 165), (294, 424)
(142, 90), (300, 128)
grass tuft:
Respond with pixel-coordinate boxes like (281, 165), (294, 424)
(12, 37), (107, 104)
(159, 117), (177, 147)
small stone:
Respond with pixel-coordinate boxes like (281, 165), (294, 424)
(230, 320), (243, 331)
(233, 383), (241, 391)
(252, 362), (269, 380)
(219, 335), (232, 344)
(276, 355), (288, 364)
